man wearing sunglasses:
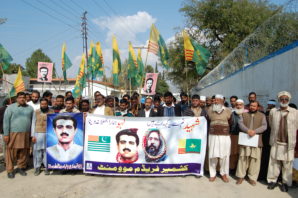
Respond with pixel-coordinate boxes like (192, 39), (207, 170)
(47, 115), (83, 162)
(267, 91), (298, 192)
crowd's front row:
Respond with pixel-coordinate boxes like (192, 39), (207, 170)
(1, 90), (297, 193)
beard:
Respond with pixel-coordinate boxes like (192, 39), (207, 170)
(212, 104), (223, 113)
(146, 144), (159, 156)
(40, 107), (49, 113)
(32, 99), (39, 104)
(235, 108), (244, 115)
(280, 102), (289, 108)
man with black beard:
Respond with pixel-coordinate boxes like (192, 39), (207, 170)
(245, 92), (264, 112)
(27, 90), (40, 111)
(52, 95), (65, 113)
(236, 101), (267, 186)
(144, 129), (167, 162)
(31, 98), (54, 176)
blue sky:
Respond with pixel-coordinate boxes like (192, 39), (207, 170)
(1, 0), (186, 79)
(0, 0), (288, 80)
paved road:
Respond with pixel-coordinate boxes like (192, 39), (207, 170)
(0, 167), (297, 198)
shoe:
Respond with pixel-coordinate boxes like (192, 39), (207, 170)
(18, 168), (27, 176)
(221, 175), (229, 183)
(248, 179), (256, 186)
(280, 183), (288, 192)
(34, 168), (41, 176)
(44, 169), (50, 175)
(267, 182), (277, 190)
(7, 172), (15, 179)
(209, 176), (216, 182)
(236, 178), (244, 185)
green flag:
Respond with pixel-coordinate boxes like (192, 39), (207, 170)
(148, 24), (170, 69)
(190, 38), (210, 75)
(0, 43), (13, 71)
(62, 43), (72, 81)
(72, 54), (86, 98)
(112, 36), (121, 86)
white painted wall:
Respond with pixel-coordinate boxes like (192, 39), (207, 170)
(195, 42), (298, 107)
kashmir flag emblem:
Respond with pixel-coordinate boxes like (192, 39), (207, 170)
(88, 135), (111, 152)
(178, 139), (201, 154)
(9, 67), (25, 97)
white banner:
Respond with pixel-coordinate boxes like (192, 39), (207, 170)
(84, 115), (207, 176)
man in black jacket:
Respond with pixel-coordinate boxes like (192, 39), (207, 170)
(160, 92), (182, 117)
(137, 97), (159, 117)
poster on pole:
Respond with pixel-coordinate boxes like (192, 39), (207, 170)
(141, 73), (158, 95)
(46, 113), (84, 170)
(37, 62), (53, 82)
(84, 115), (207, 176)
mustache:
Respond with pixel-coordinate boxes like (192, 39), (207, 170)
(60, 132), (69, 137)
(122, 148), (131, 152)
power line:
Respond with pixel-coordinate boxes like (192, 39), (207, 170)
(35, 0), (80, 27)
(14, 27), (75, 56)
(21, 0), (80, 31)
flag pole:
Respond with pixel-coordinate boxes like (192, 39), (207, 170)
(0, 64), (12, 103)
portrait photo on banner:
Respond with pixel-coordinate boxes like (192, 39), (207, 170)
(141, 73), (158, 95)
(84, 115), (208, 176)
(46, 113), (84, 170)
(37, 62), (53, 83)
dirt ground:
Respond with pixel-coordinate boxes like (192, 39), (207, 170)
(0, 161), (297, 198)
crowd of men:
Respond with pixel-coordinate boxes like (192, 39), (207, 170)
(0, 89), (297, 193)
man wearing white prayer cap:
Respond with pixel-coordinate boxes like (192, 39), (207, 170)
(229, 99), (247, 171)
(207, 94), (232, 183)
(200, 96), (206, 108)
(267, 91), (298, 192)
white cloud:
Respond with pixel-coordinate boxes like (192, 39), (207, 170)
(93, 11), (156, 48)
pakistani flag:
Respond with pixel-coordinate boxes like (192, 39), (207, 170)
(0, 43), (13, 71)
(88, 135), (111, 152)
(178, 139), (201, 154)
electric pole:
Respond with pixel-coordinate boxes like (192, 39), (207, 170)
(81, 11), (90, 100)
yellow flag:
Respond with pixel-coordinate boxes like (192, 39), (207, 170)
(14, 67), (25, 94)
(148, 24), (160, 55)
(183, 31), (194, 61)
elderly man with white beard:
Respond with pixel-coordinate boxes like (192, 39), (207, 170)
(229, 99), (247, 171)
(267, 91), (298, 192)
(207, 94), (232, 183)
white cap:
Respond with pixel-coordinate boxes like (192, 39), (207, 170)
(200, 96), (206, 101)
(215, 94), (224, 99)
(236, 99), (244, 104)
(277, 91), (291, 100)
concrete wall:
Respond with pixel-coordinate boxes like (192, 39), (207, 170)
(196, 41), (298, 107)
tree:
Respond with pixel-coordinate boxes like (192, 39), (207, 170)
(180, 0), (278, 67)
(25, 49), (56, 78)
(0, 63), (29, 78)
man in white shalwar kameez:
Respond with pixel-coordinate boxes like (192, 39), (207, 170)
(207, 94), (232, 182)
(267, 91), (298, 192)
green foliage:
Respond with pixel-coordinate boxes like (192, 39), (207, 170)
(0, 63), (28, 78)
(25, 49), (56, 78)
(145, 65), (154, 73)
(180, 0), (278, 67)
(167, 35), (200, 92)
(156, 71), (169, 94)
